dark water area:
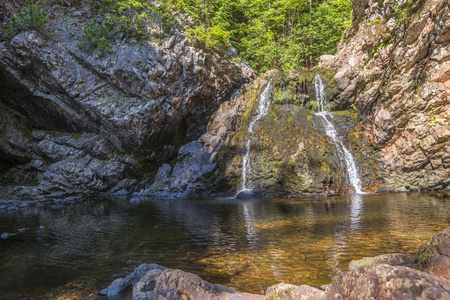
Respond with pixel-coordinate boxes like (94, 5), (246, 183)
(0, 192), (449, 299)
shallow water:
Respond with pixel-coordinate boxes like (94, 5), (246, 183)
(0, 192), (449, 299)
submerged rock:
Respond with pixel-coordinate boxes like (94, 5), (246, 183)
(349, 253), (418, 271)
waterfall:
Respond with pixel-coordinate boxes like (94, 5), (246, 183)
(236, 78), (273, 197)
(314, 74), (364, 194)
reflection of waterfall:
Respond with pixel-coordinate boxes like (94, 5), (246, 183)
(236, 78), (273, 197)
(327, 194), (365, 274)
(314, 74), (363, 194)
(241, 201), (258, 247)
(350, 194), (363, 230)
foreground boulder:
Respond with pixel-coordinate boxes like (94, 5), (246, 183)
(416, 227), (450, 285)
(324, 264), (450, 299)
(99, 264), (166, 298)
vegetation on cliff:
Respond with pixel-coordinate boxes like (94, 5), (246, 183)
(168, 0), (352, 73)
(1, 0), (352, 73)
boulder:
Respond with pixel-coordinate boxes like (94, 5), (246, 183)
(265, 283), (324, 300)
(131, 268), (264, 300)
(416, 227), (450, 285)
(99, 264), (166, 298)
(325, 264), (450, 299)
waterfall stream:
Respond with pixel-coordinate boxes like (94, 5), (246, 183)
(314, 74), (364, 194)
(236, 78), (273, 197)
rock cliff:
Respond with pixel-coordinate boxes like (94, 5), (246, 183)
(0, 0), (254, 199)
(146, 0), (450, 197)
(320, 0), (450, 192)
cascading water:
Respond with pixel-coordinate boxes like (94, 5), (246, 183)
(236, 78), (273, 197)
(314, 74), (364, 194)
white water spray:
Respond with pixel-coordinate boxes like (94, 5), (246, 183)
(314, 74), (363, 194)
(236, 78), (273, 197)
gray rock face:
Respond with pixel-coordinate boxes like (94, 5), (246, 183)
(0, 1), (254, 199)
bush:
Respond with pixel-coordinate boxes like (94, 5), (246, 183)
(0, 0), (51, 41)
(186, 25), (230, 53)
(79, 0), (174, 54)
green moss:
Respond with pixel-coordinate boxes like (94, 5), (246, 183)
(71, 133), (82, 139)
(332, 110), (351, 116)
(416, 242), (438, 270)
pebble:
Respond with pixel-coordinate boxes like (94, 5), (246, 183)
(39, 226), (45, 229)
(1, 233), (10, 239)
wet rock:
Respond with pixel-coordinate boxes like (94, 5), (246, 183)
(100, 264), (166, 298)
(349, 253), (418, 271)
(1, 233), (10, 239)
(325, 264), (450, 299)
(416, 227), (450, 285)
(7, 206), (18, 212)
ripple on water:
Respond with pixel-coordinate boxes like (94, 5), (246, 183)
(0, 192), (449, 299)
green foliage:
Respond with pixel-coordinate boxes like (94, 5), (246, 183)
(79, 0), (174, 53)
(0, 0), (52, 41)
(186, 25), (230, 51)
(429, 104), (441, 127)
(169, 0), (352, 74)
(369, 17), (383, 25)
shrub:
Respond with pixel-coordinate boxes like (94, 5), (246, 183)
(79, 0), (174, 54)
(186, 25), (230, 53)
(0, 0), (51, 41)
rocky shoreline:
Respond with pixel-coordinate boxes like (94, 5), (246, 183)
(100, 227), (450, 299)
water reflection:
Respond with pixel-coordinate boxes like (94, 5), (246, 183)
(0, 192), (449, 299)
(240, 201), (258, 247)
(350, 194), (363, 231)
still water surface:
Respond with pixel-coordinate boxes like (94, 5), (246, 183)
(0, 192), (449, 299)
